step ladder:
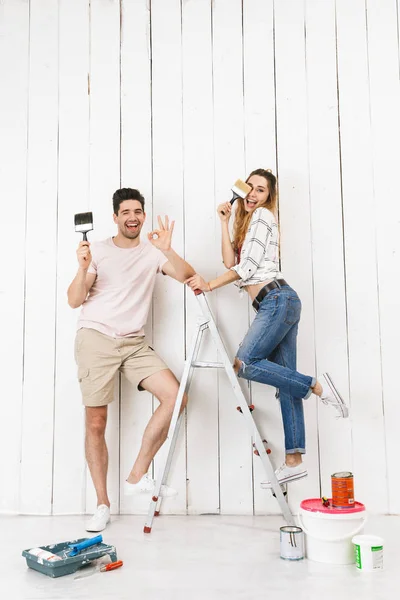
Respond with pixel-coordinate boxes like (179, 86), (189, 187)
(143, 291), (295, 533)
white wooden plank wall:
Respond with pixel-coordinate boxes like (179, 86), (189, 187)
(335, 0), (387, 514)
(243, 0), (281, 517)
(0, 0), (30, 514)
(86, 0), (122, 517)
(212, 0), (253, 515)
(305, 0), (352, 503)
(274, 0), (319, 513)
(365, 0), (400, 514)
(182, 0), (219, 515)
(1, 0), (399, 516)
(53, 0), (90, 515)
(19, 0), (59, 515)
(151, 0), (187, 514)
(119, 0), (154, 517)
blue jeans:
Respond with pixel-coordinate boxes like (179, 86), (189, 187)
(236, 284), (316, 454)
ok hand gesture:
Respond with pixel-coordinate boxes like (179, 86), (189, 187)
(148, 215), (175, 251)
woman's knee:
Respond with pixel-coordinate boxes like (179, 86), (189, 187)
(233, 357), (243, 374)
(236, 343), (254, 366)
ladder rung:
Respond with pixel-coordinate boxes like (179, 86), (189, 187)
(191, 361), (225, 368)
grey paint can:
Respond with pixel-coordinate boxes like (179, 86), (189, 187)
(280, 526), (304, 560)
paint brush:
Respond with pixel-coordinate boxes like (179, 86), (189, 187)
(74, 211), (93, 241)
(74, 560), (123, 580)
(221, 179), (252, 215)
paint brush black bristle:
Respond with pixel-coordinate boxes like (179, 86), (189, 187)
(74, 211), (93, 240)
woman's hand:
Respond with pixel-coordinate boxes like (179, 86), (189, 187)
(148, 215), (175, 251)
(185, 274), (210, 293)
(217, 202), (232, 222)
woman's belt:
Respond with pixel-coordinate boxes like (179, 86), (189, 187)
(252, 279), (288, 312)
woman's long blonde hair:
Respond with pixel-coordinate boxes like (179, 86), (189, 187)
(233, 168), (278, 252)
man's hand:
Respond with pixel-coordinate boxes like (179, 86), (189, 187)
(185, 274), (210, 293)
(77, 241), (92, 271)
(148, 216), (175, 251)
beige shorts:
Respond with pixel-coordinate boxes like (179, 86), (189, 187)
(75, 327), (168, 407)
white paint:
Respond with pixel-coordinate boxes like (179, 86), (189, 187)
(1, 0), (399, 517)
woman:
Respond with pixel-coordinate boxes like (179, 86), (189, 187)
(186, 168), (348, 487)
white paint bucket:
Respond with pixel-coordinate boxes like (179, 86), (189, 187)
(352, 534), (384, 571)
(298, 498), (366, 565)
(280, 526), (304, 560)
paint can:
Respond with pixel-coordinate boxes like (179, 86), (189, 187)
(352, 535), (384, 571)
(299, 498), (366, 565)
(280, 526), (304, 560)
(331, 471), (354, 508)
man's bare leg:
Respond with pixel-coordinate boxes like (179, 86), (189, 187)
(126, 369), (188, 484)
(85, 406), (110, 507)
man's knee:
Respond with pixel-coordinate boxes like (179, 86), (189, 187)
(181, 392), (188, 410)
(158, 388), (188, 412)
(85, 407), (107, 437)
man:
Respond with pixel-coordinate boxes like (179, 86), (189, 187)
(68, 188), (195, 532)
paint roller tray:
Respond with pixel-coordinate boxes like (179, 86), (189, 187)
(22, 538), (118, 578)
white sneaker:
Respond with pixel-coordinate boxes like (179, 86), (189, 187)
(124, 474), (178, 498)
(318, 372), (349, 418)
(85, 504), (110, 532)
(260, 462), (308, 489)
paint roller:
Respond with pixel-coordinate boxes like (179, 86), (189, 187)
(56, 534), (104, 559)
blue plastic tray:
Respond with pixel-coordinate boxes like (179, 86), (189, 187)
(22, 537), (117, 578)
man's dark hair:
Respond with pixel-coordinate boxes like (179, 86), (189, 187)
(112, 188), (145, 215)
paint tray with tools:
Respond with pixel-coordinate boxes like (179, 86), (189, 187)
(22, 535), (118, 578)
